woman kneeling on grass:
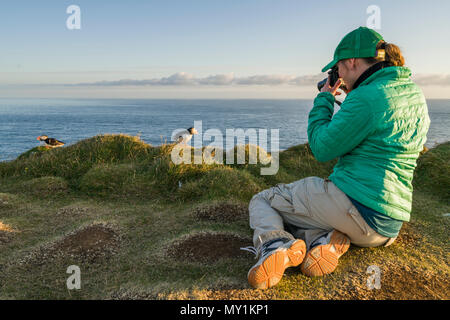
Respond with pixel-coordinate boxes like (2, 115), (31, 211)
(245, 26), (430, 289)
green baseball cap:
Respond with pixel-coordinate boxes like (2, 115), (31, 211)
(321, 26), (384, 72)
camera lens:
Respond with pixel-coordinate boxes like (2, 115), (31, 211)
(328, 66), (339, 87)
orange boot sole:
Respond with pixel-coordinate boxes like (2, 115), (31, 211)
(300, 230), (350, 277)
(248, 239), (306, 289)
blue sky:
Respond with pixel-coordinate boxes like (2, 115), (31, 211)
(1, 0), (449, 98)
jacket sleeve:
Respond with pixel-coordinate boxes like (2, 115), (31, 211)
(307, 91), (374, 162)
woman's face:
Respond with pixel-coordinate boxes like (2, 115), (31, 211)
(337, 58), (371, 92)
(337, 60), (353, 91)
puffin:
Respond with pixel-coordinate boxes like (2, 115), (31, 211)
(37, 135), (65, 148)
(171, 127), (199, 144)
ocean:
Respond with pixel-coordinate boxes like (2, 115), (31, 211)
(0, 98), (449, 162)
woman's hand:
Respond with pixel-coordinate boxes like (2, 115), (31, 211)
(320, 77), (343, 96)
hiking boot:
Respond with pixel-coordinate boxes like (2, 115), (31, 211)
(244, 237), (306, 289)
(300, 230), (350, 277)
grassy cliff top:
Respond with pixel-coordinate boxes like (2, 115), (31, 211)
(0, 134), (448, 299)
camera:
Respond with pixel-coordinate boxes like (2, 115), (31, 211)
(317, 65), (347, 92)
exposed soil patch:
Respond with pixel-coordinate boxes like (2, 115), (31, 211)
(192, 202), (248, 222)
(167, 232), (252, 263)
(54, 224), (117, 256)
(20, 223), (121, 265)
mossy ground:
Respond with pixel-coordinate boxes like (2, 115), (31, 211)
(0, 135), (448, 299)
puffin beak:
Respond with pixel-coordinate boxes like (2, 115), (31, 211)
(37, 136), (40, 141)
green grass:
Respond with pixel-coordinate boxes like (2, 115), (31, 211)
(413, 141), (450, 201)
(0, 134), (448, 300)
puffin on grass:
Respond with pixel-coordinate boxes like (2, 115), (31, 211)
(37, 135), (65, 148)
(171, 127), (199, 144)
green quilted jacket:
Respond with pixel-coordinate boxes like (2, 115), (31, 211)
(308, 66), (430, 221)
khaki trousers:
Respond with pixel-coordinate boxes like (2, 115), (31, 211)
(249, 176), (397, 251)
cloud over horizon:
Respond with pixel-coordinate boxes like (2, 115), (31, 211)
(69, 72), (325, 87)
(66, 72), (450, 88)
(412, 74), (450, 86)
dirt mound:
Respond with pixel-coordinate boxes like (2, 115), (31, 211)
(20, 223), (121, 265)
(54, 224), (118, 256)
(167, 232), (252, 263)
(192, 202), (248, 222)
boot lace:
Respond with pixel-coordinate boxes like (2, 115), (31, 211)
(240, 237), (291, 259)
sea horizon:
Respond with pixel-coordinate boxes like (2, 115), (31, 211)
(1, 98), (449, 162)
